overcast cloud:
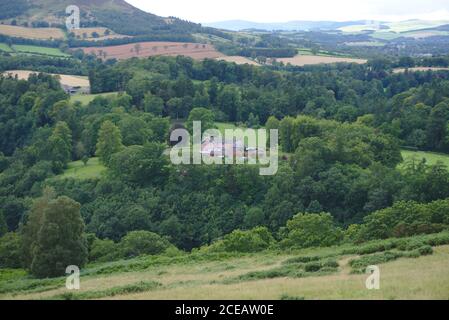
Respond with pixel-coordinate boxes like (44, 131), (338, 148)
(125, 0), (449, 23)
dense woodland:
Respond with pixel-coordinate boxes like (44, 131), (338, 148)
(1, 55), (449, 278)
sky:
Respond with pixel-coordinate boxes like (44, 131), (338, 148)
(126, 0), (449, 23)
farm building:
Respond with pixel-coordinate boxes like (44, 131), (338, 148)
(201, 136), (264, 160)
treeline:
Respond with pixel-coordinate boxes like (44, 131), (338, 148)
(0, 55), (89, 76)
(68, 34), (197, 48)
(0, 35), (63, 48)
(201, 198), (449, 253)
(238, 47), (297, 58)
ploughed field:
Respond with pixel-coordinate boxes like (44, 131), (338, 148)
(277, 55), (367, 66)
(78, 42), (224, 60)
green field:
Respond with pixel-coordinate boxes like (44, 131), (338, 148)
(401, 150), (449, 168)
(1, 233), (448, 300)
(57, 158), (106, 180)
(71, 92), (119, 105)
(297, 48), (347, 57)
(215, 122), (239, 135)
(0, 43), (13, 52)
(11, 45), (71, 57)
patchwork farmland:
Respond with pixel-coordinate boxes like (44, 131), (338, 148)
(78, 42), (224, 60)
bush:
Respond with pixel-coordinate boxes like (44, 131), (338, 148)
(423, 232), (449, 246)
(120, 231), (173, 258)
(349, 251), (401, 270)
(89, 238), (119, 262)
(304, 262), (322, 272)
(358, 199), (449, 241)
(221, 227), (275, 253)
(345, 240), (396, 255)
(418, 245), (433, 256)
(281, 213), (343, 249)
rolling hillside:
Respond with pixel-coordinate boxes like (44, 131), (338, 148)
(0, 0), (201, 37)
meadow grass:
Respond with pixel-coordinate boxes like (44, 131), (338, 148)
(57, 157), (106, 180)
(401, 149), (449, 168)
(2, 234), (449, 300)
(0, 43), (13, 52)
(11, 45), (71, 57)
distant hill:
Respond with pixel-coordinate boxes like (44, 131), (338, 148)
(204, 19), (449, 33)
(0, 0), (201, 36)
(203, 20), (371, 31)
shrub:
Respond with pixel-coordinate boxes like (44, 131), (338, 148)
(283, 255), (324, 264)
(418, 245), (433, 256)
(120, 231), (173, 258)
(304, 262), (321, 272)
(221, 227), (275, 253)
(358, 199), (449, 241)
(281, 213), (343, 249)
(423, 232), (449, 246)
(322, 259), (339, 268)
(349, 251), (401, 270)
(351, 240), (396, 255)
(89, 238), (119, 262)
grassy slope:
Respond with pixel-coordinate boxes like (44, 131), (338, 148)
(2, 241), (449, 300)
(401, 150), (449, 167)
(0, 43), (13, 52)
(57, 158), (106, 180)
(11, 45), (70, 57)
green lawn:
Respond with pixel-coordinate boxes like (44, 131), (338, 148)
(401, 150), (449, 168)
(11, 45), (71, 57)
(0, 43), (13, 52)
(297, 48), (345, 57)
(71, 92), (118, 105)
(57, 158), (106, 180)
